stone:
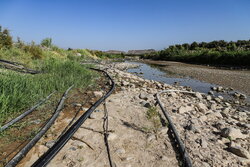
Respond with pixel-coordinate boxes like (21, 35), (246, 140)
(93, 91), (103, 98)
(229, 145), (250, 159)
(239, 93), (247, 99)
(139, 93), (148, 100)
(195, 92), (203, 99)
(122, 81), (129, 86)
(218, 96), (224, 100)
(108, 133), (117, 141)
(199, 115), (207, 122)
(88, 113), (96, 119)
(206, 95), (212, 101)
(45, 140), (55, 148)
(71, 140), (86, 148)
(115, 148), (126, 154)
(37, 145), (48, 156)
(208, 91), (214, 95)
(109, 98), (120, 103)
(76, 53), (81, 56)
(200, 138), (208, 148)
(178, 105), (193, 114)
(211, 87), (217, 91)
(221, 127), (247, 140)
(31, 119), (41, 125)
(74, 103), (82, 107)
(140, 101), (152, 108)
(159, 127), (168, 135)
(147, 134), (156, 142)
(210, 104), (217, 110)
(217, 86), (223, 92)
(196, 103), (208, 113)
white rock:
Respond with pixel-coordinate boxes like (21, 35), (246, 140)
(195, 92), (203, 99)
(196, 103), (208, 113)
(178, 106), (193, 114)
(115, 148), (126, 154)
(221, 127), (247, 140)
(147, 134), (156, 142)
(93, 91), (103, 98)
(108, 133), (117, 141)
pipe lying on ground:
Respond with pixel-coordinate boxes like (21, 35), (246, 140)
(0, 92), (55, 132)
(5, 85), (74, 167)
(31, 68), (115, 167)
(156, 89), (194, 167)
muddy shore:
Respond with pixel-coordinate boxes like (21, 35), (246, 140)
(142, 60), (250, 96)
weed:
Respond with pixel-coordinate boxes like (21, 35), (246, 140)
(146, 107), (161, 133)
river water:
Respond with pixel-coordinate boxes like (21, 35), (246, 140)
(126, 61), (219, 94)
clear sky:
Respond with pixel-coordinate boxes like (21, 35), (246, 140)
(0, 0), (250, 51)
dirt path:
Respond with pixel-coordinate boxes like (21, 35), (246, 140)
(143, 60), (250, 96)
(20, 90), (179, 167)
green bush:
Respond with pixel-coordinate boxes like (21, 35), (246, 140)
(0, 26), (13, 49)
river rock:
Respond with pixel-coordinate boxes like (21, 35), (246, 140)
(229, 144), (250, 159)
(178, 105), (193, 114)
(195, 92), (203, 99)
(93, 91), (103, 98)
(45, 140), (56, 148)
(140, 101), (152, 108)
(139, 93), (148, 100)
(108, 133), (117, 141)
(196, 103), (208, 113)
(122, 80), (129, 86)
(221, 127), (247, 140)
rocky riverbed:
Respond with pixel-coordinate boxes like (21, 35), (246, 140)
(143, 60), (250, 96)
(19, 62), (250, 167)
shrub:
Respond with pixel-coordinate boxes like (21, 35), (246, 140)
(41, 38), (52, 48)
(0, 26), (13, 49)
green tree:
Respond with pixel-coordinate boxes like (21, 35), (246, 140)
(190, 41), (198, 50)
(0, 26), (13, 49)
(41, 38), (52, 48)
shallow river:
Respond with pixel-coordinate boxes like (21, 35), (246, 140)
(126, 61), (218, 93)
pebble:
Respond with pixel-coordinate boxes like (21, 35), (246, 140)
(45, 140), (56, 148)
(108, 133), (117, 141)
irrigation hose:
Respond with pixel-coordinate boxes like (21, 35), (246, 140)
(103, 100), (114, 167)
(156, 89), (194, 167)
(31, 68), (115, 167)
(5, 85), (74, 167)
(0, 59), (41, 74)
(0, 92), (55, 132)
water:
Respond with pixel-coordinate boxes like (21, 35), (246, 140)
(126, 61), (218, 94)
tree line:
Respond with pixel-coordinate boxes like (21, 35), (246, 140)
(141, 40), (250, 67)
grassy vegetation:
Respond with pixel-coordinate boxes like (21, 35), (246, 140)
(146, 107), (161, 134)
(89, 50), (125, 59)
(141, 40), (250, 66)
(0, 26), (99, 125)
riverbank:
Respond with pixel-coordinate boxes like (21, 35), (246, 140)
(142, 60), (250, 96)
(19, 62), (250, 167)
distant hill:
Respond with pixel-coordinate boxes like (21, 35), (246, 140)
(127, 49), (156, 55)
(105, 50), (126, 54)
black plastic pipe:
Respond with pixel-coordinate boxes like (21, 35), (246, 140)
(31, 68), (115, 167)
(156, 90), (193, 167)
(5, 85), (73, 167)
(0, 92), (55, 132)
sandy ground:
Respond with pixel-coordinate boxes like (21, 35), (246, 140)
(143, 60), (250, 96)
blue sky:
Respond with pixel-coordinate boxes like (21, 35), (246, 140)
(0, 0), (250, 51)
